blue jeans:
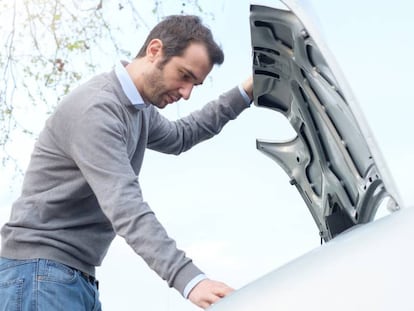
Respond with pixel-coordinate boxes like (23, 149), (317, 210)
(0, 258), (101, 311)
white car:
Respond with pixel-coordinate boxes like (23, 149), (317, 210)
(209, 1), (414, 310)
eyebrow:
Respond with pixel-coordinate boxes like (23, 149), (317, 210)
(183, 68), (203, 86)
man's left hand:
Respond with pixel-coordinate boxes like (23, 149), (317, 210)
(242, 76), (253, 100)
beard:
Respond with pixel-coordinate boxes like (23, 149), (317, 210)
(144, 60), (179, 109)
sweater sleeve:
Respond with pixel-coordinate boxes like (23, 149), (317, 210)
(66, 97), (202, 295)
(147, 86), (249, 154)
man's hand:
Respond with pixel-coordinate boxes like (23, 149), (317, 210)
(188, 279), (234, 309)
(242, 76), (253, 101)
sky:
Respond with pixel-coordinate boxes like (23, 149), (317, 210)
(1, 0), (414, 310)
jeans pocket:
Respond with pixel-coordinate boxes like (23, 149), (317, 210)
(38, 260), (77, 284)
(37, 261), (97, 310)
(0, 277), (24, 311)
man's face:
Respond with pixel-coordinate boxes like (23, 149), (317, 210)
(144, 42), (213, 108)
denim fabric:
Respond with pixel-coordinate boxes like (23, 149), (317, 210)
(0, 258), (101, 311)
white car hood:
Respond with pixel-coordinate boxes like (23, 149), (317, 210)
(250, 0), (401, 241)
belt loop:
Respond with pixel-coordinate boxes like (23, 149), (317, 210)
(36, 258), (48, 276)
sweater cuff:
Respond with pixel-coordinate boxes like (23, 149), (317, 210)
(238, 84), (253, 107)
(172, 261), (204, 296)
(183, 274), (208, 298)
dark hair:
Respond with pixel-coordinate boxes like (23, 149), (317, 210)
(136, 15), (224, 66)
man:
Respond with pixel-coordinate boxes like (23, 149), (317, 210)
(0, 15), (253, 310)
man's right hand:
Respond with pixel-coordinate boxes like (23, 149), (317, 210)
(188, 279), (234, 309)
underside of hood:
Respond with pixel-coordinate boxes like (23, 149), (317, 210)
(250, 2), (400, 241)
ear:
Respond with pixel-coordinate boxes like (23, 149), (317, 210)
(146, 39), (163, 62)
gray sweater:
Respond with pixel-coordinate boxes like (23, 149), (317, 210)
(0, 68), (248, 295)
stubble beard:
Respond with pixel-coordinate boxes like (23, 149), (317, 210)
(145, 60), (170, 108)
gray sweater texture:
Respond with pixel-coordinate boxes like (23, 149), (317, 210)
(0, 68), (248, 295)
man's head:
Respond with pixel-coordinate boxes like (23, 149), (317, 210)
(130, 15), (224, 109)
(136, 15), (224, 68)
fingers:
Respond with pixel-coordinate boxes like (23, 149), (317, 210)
(188, 279), (234, 309)
(195, 291), (225, 309)
(212, 281), (234, 298)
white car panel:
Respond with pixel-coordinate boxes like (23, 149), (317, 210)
(208, 1), (411, 310)
(250, 0), (401, 241)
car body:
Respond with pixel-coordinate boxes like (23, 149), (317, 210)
(209, 1), (414, 310)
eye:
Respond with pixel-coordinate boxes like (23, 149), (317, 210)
(181, 72), (191, 81)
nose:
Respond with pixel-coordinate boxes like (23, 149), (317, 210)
(179, 83), (194, 100)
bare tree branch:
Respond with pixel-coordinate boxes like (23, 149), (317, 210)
(0, 0), (210, 172)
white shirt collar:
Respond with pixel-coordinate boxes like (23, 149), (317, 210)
(114, 61), (148, 110)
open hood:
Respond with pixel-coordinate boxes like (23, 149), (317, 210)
(250, 0), (402, 241)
